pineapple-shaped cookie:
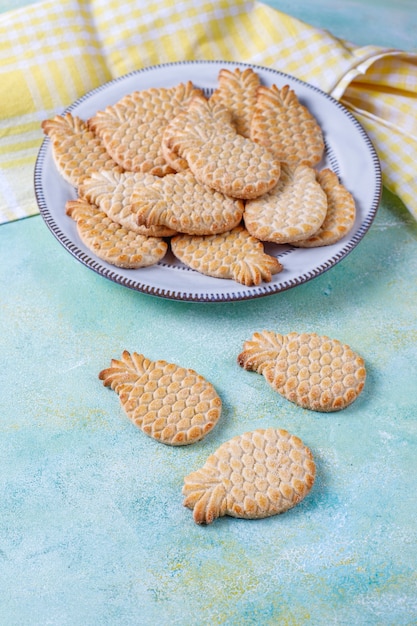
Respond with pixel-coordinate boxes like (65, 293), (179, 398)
(132, 169), (244, 236)
(99, 351), (222, 445)
(79, 169), (176, 237)
(243, 164), (328, 244)
(171, 225), (282, 286)
(238, 331), (366, 412)
(88, 82), (203, 175)
(162, 95), (281, 199)
(41, 113), (123, 188)
(250, 84), (324, 167)
(183, 428), (316, 524)
(66, 199), (168, 268)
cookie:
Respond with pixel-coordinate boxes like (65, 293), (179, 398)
(171, 225), (283, 286)
(99, 351), (222, 446)
(41, 113), (123, 188)
(88, 82), (203, 176)
(79, 169), (176, 237)
(132, 169), (244, 236)
(293, 169), (356, 247)
(162, 95), (281, 199)
(183, 427), (316, 524)
(238, 331), (366, 412)
(66, 198), (168, 268)
(243, 164), (328, 244)
(250, 84), (324, 167)
(209, 67), (261, 138)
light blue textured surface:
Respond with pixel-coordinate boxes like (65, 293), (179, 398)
(1, 1), (417, 624)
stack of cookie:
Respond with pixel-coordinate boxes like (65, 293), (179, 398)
(42, 68), (356, 285)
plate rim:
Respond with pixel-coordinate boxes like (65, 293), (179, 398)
(34, 59), (382, 303)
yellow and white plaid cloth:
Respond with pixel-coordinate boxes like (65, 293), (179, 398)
(1, 0), (416, 224)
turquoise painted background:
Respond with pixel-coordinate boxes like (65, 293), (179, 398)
(1, 1), (417, 624)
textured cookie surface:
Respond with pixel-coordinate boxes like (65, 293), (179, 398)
(238, 331), (366, 412)
(209, 67), (261, 138)
(41, 113), (123, 187)
(88, 82), (202, 175)
(161, 95), (229, 174)
(250, 84), (325, 167)
(132, 169), (244, 235)
(294, 169), (356, 247)
(244, 164), (328, 243)
(162, 95), (281, 199)
(171, 225), (283, 286)
(99, 351), (222, 446)
(66, 199), (168, 268)
(79, 170), (176, 237)
(183, 427), (316, 524)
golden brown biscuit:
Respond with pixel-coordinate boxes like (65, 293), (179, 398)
(79, 170), (176, 237)
(41, 113), (123, 188)
(209, 67), (261, 138)
(99, 351), (222, 446)
(294, 169), (356, 247)
(244, 164), (328, 244)
(132, 169), (244, 236)
(162, 95), (281, 199)
(250, 84), (325, 167)
(183, 427), (316, 524)
(88, 82), (203, 175)
(238, 331), (366, 412)
(66, 198), (168, 268)
(171, 225), (283, 286)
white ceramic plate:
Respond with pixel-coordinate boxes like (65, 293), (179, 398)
(34, 60), (381, 302)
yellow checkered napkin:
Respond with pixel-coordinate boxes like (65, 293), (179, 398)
(1, 0), (416, 223)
